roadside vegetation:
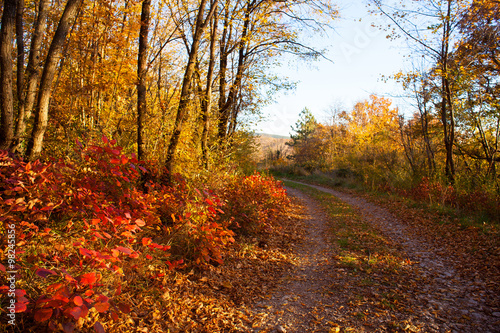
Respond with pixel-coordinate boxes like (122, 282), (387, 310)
(0, 137), (291, 332)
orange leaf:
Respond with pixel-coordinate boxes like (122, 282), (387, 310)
(73, 296), (83, 306)
(94, 301), (109, 313)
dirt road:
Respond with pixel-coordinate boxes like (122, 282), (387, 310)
(247, 181), (499, 333)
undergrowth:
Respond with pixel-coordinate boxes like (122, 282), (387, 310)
(0, 137), (290, 332)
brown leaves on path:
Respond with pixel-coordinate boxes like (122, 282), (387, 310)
(254, 180), (498, 333)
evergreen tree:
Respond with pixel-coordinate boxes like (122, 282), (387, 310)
(288, 107), (317, 147)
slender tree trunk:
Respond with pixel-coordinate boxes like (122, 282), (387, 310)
(415, 82), (435, 175)
(218, 4), (229, 142)
(0, 0), (17, 150)
(26, 0), (82, 160)
(201, 13), (218, 168)
(137, 0), (151, 161)
(438, 0), (455, 184)
(16, 0), (25, 113)
(14, 0), (50, 153)
(218, 0), (251, 142)
(165, 0), (218, 176)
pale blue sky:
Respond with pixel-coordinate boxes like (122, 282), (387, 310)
(255, 0), (409, 136)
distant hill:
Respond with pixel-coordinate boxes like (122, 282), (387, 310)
(254, 133), (293, 162)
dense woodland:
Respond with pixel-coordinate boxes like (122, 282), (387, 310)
(0, 0), (499, 331)
(0, 0), (336, 170)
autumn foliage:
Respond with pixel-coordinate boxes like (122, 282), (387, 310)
(0, 137), (289, 332)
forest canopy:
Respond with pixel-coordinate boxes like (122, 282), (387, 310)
(0, 0), (337, 173)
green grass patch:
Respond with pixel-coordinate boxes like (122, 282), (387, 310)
(284, 181), (406, 275)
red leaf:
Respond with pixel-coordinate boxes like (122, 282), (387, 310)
(111, 311), (119, 321)
(102, 135), (109, 144)
(117, 303), (131, 314)
(115, 246), (132, 255)
(73, 296), (83, 306)
(94, 321), (106, 333)
(146, 254), (153, 260)
(121, 155), (128, 164)
(97, 295), (109, 303)
(0, 264), (6, 272)
(36, 268), (57, 278)
(94, 301), (109, 313)
(34, 308), (53, 322)
(79, 272), (97, 286)
(93, 232), (105, 240)
(65, 306), (82, 320)
(114, 285), (122, 296)
(15, 302), (27, 313)
(205, 198), (215, 206)
(14, 289), (26, 297)
(80, 304), (89, 318)
(46, 283), (64, 293)
(141, 237), (152, 246)
(135, 219), (145, 227)
(79, 247), (92, 258)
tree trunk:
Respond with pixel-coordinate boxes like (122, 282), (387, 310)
(26, 0), (82, 160)
(415, 81), (435, 175)
(0, 0), (17, 150)
(16, 0), (25, 115)
(440, 1), (455, 183)
(137, 0), (151, 161)
(218, 0), (251, 142)
(164, 0), (218, 176)
(13, 0), (50, 153)
(200, 12), (218, 168)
